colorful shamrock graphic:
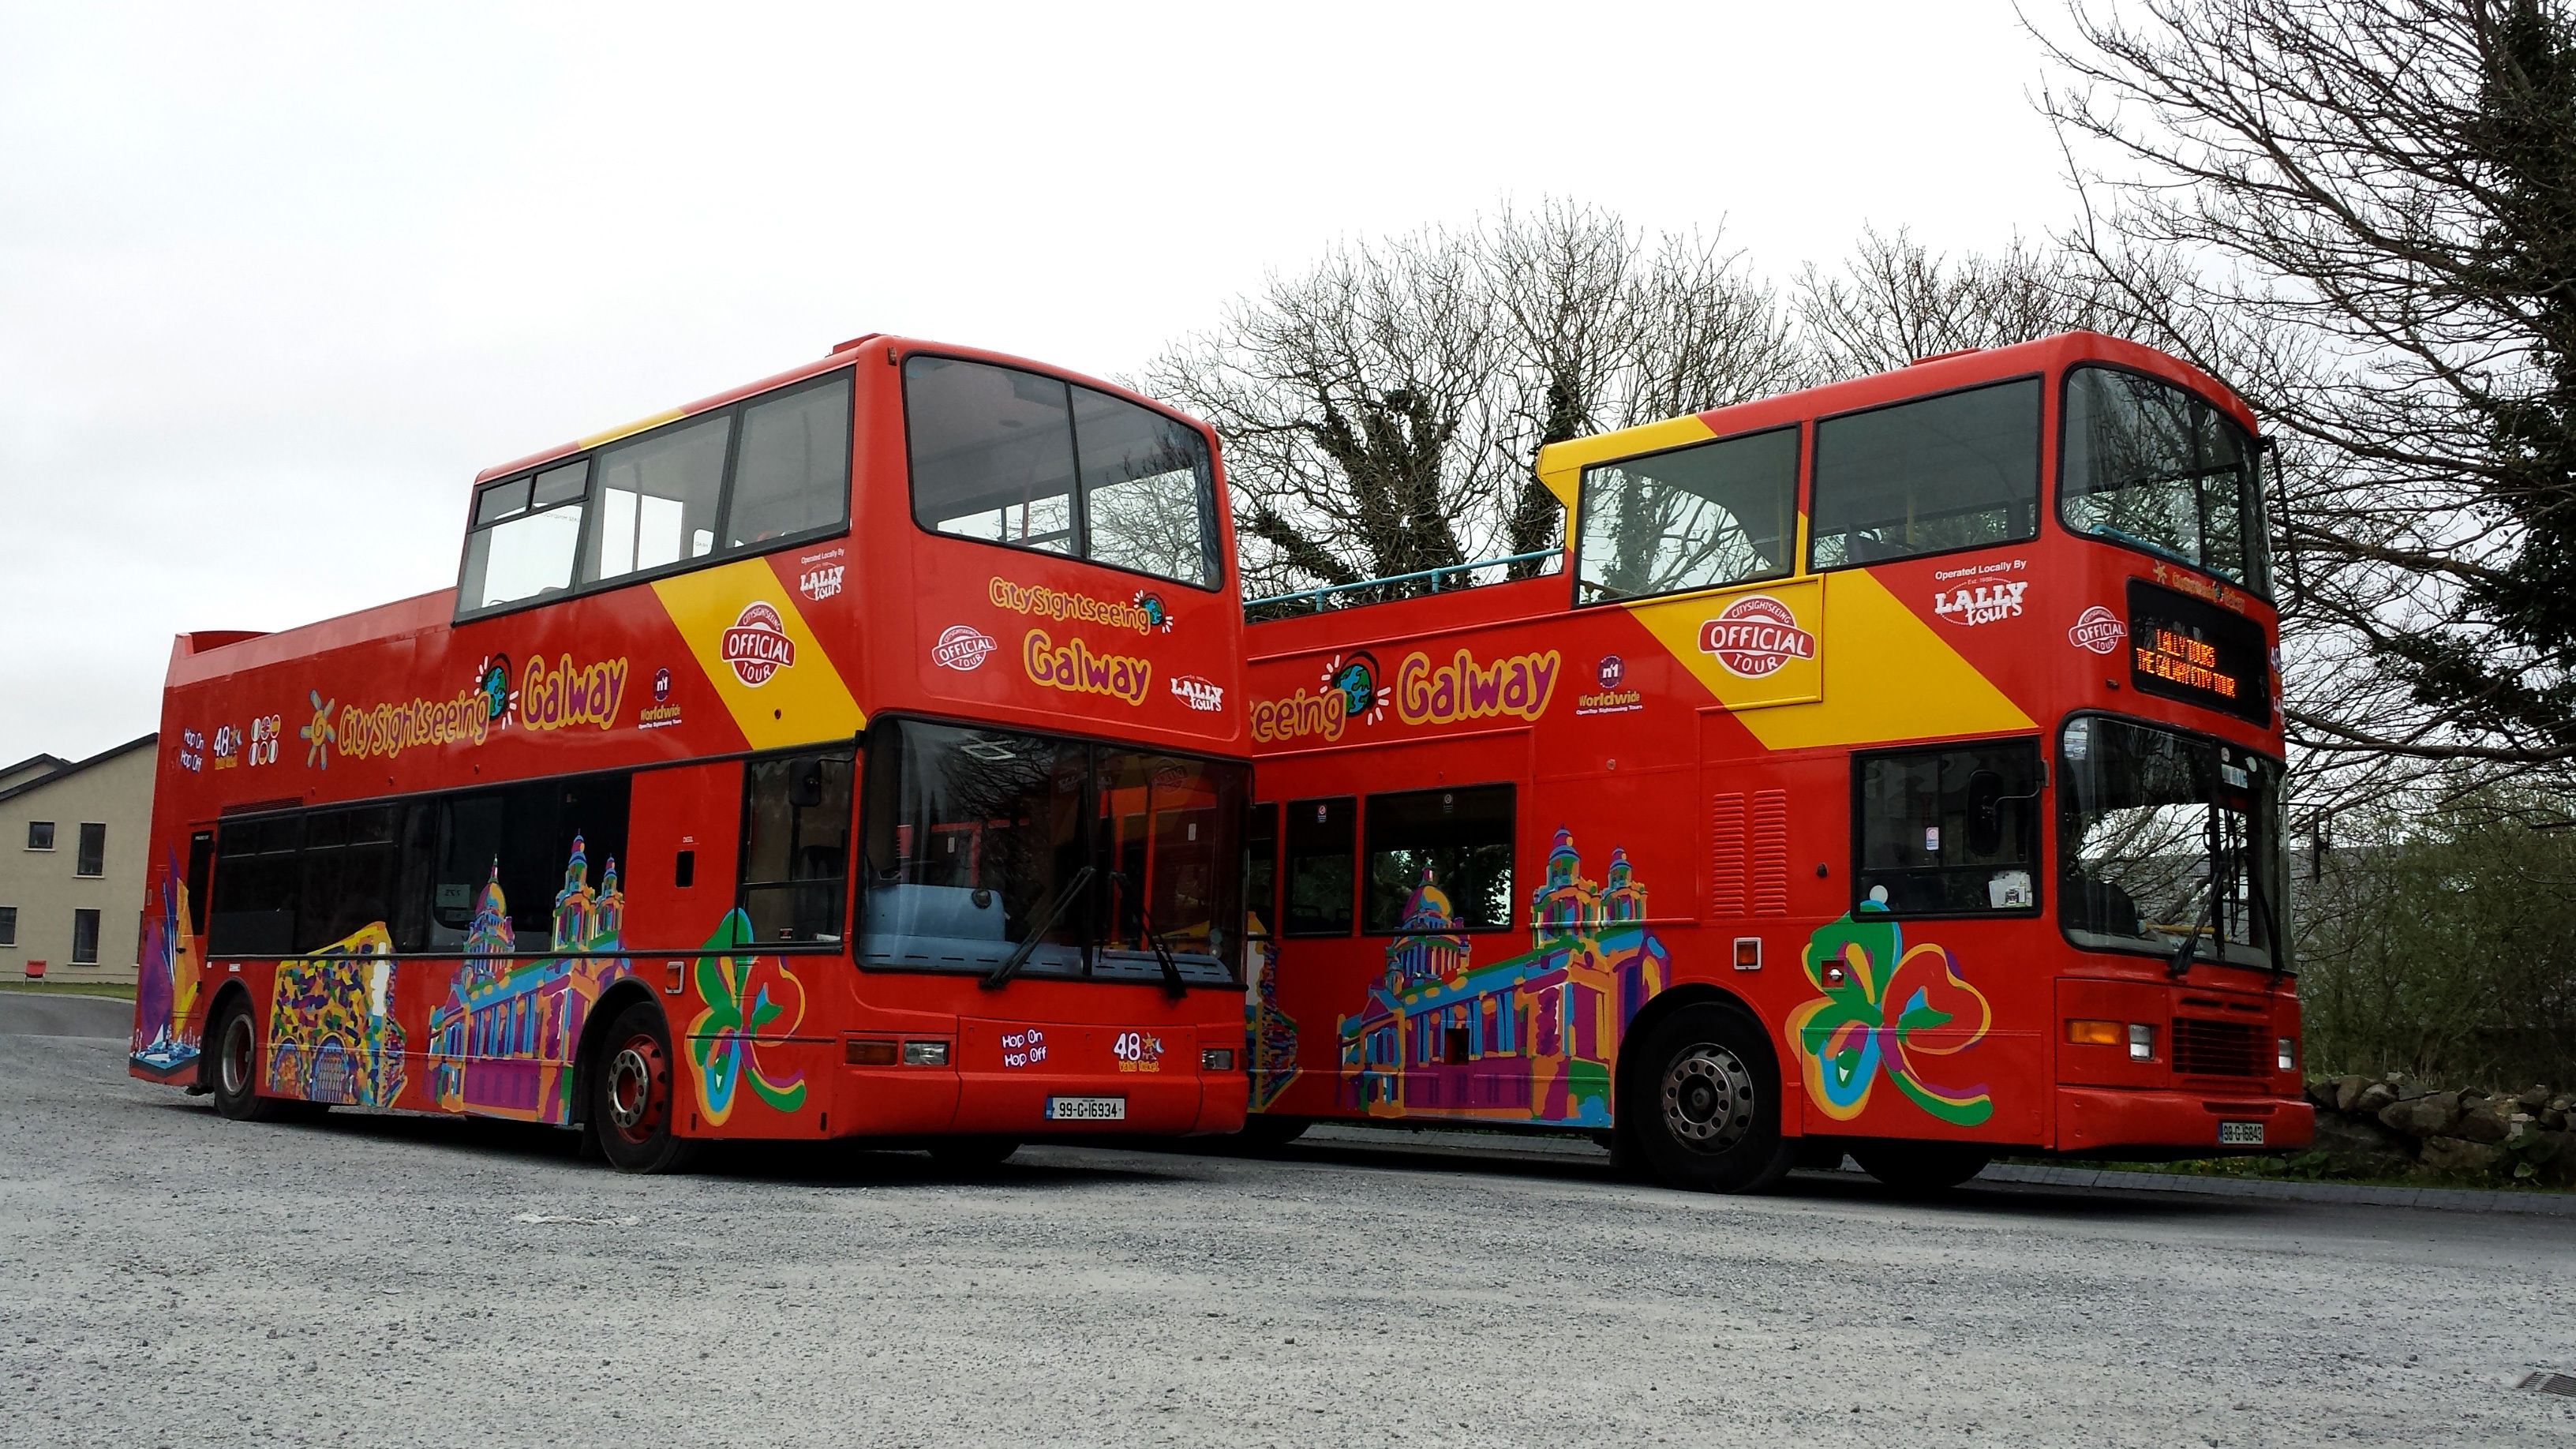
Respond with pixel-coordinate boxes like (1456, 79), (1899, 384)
(1784, 907), (1994, 1126)
(686, 908), (809, 1125)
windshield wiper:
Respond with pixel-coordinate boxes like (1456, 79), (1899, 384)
(2167, 887), (2216, 978)
(1111, 869), (1190, 1001)
(982, 865), (1094, 991)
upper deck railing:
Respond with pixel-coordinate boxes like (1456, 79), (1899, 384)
(1243, 549), (1562, 621)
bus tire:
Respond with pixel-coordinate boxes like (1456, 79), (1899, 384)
(927, 1138), (1020, 1170)
(1629, 1002), (1794, 1194)
(591, 1003), (699, 1174)
(209, 994), (286, 1124)
(1234, 1115), (1309, 1151)
(1852, 1142), (1992, 1195)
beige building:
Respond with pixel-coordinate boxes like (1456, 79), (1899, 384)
(0, 736), (158, 983)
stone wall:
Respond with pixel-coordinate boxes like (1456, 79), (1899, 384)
(2304, 1075), (2575, 1186)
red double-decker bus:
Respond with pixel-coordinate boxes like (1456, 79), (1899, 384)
(130, 335), (1251, 1171)
(1239, 331), (2308, 1193)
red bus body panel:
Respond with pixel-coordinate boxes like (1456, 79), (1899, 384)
(1243, 331), (2310, 1159)
(130, 335), (1249, 1143)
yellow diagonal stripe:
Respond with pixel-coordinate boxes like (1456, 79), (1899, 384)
(1630, 570), (2031, 748)
(651, 560), (864, 751)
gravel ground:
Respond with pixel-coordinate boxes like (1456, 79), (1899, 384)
(4, 994), (2573, 1449)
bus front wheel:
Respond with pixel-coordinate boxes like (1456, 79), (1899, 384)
(591, 1003), (699, 1174)
(1852, 1142), (1992, 1195)
(1628, 1004), (1794, 1194)
(209, 996), (286, 1123)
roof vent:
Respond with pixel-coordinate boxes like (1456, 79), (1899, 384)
(828, 332), (880, 356)
(1909, 347), (1983, 366)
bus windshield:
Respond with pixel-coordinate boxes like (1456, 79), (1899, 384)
(2061, 365), (2271, 594)
(2058, 714), (2282, 970)
(858, 719), (1245, 982)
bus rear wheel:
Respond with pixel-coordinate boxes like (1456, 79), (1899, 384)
(1852, 1142), (1992, 1195)
(592, 1003), (699, 1174)
(1628, 1003), (1794, 1194)
(209, 996), (286, 1123)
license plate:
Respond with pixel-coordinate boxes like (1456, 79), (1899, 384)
(2218, 1121), (2265, 1146)
(1045, 1095), (1126, 1121)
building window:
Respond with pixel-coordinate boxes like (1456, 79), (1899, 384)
(1363, 784), (1515, 933)
(1853, 739), (2042, 915)
(0, 906), (15, 946)
(25, 821), (53, 852)
(1282, 797), (1357, 937)
(70, 908), (99, 965)
(75, 823), (105, 878)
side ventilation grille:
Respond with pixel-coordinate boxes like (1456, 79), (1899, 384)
(1710, 793), (1747, 917)
(1751, 789), (1790, 917)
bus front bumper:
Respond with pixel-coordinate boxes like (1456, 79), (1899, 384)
(2055, 1085), (2315, 1156)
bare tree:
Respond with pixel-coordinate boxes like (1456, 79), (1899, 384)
(1793, 224), (2137, 378)
(2035, 0), (2576, 776)
(1142, 203), (1800, 601)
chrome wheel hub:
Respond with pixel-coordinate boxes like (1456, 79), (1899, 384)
(605, 1046), (656, 1133)
(1661, 1043), (1756, 1154)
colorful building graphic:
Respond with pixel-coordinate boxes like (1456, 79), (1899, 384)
(1786, 908), (1995, 1127)
(1245, 923), (1299, 1111)
(129, 870), (203, 1079)
(424, 836), (627, 1124)
(266, 923), (406, 1106)
(1335, 830), (1668, 1128)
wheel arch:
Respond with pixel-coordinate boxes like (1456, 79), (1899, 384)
(570, 978), (672, 1130)
(193, 978), (259, 1092)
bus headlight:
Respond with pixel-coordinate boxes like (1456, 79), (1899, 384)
(1201, 1047), (1236, 1072)
(2128, 1024), (2155, 1061)
(2277, 1036), (2296, 1072)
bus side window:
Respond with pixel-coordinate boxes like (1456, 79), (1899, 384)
(206, 813), (302, 957)
(1852, 740), (2041, 915)
(1245, 803), (1279, 938)
(1810, 377), (2041, 570)
(739, 751), (856, 945)
(182, 829), (215, 939)
(1282, 797), (1356, 937)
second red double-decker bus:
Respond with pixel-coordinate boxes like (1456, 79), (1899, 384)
(1238, 331), (2309, 1193)
(129, 334), (1251, 1171)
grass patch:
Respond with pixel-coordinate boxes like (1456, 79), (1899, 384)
(0, 979), (137, 1001)
(2016, 1153), (2572, 1195)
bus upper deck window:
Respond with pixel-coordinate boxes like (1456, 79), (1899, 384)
(727, 374), (852, 549)
(904, 354), (1219, 588)
(907, 357), (1080, 556)
(2061, 365), (2265, 593)
(1575, 426), (1798, 605)
(459, 460), (589, 612)
(588, 414), (732, 586)
(1809, 377), (2040, 571)
(1072, 384), (1216, 587)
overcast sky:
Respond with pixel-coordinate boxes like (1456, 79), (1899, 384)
(0, 2), (2089, 765)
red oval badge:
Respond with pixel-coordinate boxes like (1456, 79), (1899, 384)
(721, 602), (796, 687)
(1696, 595), (1817, 678)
